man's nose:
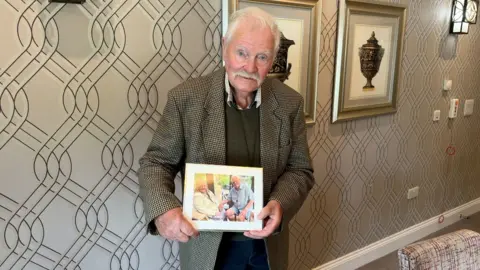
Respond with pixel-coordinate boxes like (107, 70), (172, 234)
(243, 58), (258, 74)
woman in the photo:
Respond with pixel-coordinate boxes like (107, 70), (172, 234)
(193, 181), (225, 220)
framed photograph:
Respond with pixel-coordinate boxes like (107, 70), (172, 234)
(183, 163), (263, 231)
(332, 0), (407, 123)
(222, 0), (322, 125)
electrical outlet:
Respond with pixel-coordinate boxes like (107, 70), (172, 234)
(433, 110), (440, 121)
(407, 186), (419, 199)
(443, 79), (452, 91)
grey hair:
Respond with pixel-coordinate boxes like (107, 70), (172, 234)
(224, 7), (281, 55)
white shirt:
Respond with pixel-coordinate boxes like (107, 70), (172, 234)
(224, 73), (261, 110)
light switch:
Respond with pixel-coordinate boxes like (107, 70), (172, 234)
(449, 99), (459, 118)
(433, 110), (440, 121)
(407, 186), (419, 199)
(464, 99), (474, 116)
(443, 79), (452, 91)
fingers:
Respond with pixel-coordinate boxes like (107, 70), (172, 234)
(165, 223), (198, 243)
(244, 223), (273, 239)
(175, 232), (190, 243)
(180, 218), (199, 238)
(245, 221), (275, 239)
(257, 202), (276, 220)
(155, 209), (199, 243)
(261, 218), (278, 233)
(244, 201), (283, 239)
(244, 226), (274, 239)
(256, 207), (268, 220)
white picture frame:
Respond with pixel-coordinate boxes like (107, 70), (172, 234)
(183, 163), (263, 231)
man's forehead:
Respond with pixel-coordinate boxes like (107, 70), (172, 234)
(229, 25), (274, 50)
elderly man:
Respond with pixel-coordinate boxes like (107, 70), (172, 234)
(224, 176), (254, 222)
(137, 6), (314, 270)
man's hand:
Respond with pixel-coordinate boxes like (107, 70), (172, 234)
(244, 200), (283, 239)
(154, 207), (199, 243)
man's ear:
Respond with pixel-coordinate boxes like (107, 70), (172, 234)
(222, 37), (227, 55)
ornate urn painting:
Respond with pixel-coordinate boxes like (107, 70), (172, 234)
(332, 0), (406, 123)
(358, 31), (385, 91)
(268, 32), (295, 83)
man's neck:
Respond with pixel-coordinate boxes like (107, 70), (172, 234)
(233, 90), (254, 109)
(229, 82), (255, 109)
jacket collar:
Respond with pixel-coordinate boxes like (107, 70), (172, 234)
(224, 73), (262, 110)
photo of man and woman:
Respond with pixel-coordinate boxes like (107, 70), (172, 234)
(192, 173), (255, 223)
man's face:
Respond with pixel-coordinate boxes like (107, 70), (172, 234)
(222, 21), (275, 94)
(232, 177), (241, 190)
(197, 183), (207, 193)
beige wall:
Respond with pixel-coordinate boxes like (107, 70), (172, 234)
(0, 1), (221, 269)
(0, 0), (479, 269)
(293, 0), (480, 269)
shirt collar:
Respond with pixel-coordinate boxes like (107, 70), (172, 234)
(225, 73), (261, 110)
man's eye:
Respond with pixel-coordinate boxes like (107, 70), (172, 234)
(237, 50), (246, 57)
(258, 55), (268, 61)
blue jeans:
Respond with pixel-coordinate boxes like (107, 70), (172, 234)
(214, 239), (270, 270)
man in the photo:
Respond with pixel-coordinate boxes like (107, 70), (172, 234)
(223, 176), (254, 222)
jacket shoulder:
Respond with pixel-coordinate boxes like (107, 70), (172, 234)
(167, 72), (215, 102)
(270, 79), (304, 108)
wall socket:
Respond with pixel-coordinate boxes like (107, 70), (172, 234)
(407, 186), (419, 199)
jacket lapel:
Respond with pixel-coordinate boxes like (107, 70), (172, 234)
(259, 79), (281, 197)
(202, 68), (226, 165)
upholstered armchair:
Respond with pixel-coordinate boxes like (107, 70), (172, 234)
(398, 229), (480, 269)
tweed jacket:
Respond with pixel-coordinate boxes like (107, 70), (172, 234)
(137, 67), (314, 270)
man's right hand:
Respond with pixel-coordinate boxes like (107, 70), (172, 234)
(154, 207), (199, 243)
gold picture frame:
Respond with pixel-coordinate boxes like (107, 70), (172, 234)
(332, 0), (407, 123)
(222, 0), (322, 125)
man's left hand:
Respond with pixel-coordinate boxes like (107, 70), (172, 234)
(244, 200), (283, 239)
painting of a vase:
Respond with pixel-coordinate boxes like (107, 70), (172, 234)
(358, 31), (385, 91)
(268, 32), (295, 82)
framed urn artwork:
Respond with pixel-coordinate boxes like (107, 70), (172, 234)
(222, 0), (322, 125)
(331, 0), (407, 123)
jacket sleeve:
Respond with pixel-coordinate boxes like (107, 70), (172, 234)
(268, 98), (315, 220)
(137, 90), (185, 235)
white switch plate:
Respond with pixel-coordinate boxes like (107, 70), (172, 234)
(443, 79), (452, 91)
(407, 186), (419, 199)
(464, 99), (474, 116)
(449, 98), (459, 118)
(433, 110), (440, 121)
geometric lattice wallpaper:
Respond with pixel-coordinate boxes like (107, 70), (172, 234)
(298, 0), (480, 268)
(0, 0), (221, 269)
(0, 0), (479, 270)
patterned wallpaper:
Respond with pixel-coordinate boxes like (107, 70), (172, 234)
(0, 0), (221, 269)
(298, 0), (480, 268)
(0, 1), (479, 270)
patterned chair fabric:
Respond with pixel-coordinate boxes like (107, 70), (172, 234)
(398, 229), (480, 269)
